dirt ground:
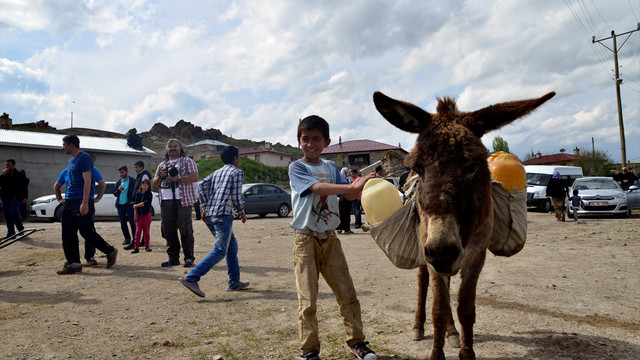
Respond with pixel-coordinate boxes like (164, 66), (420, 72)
(1, 210), (638, 360)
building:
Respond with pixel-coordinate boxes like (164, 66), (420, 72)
(238, 145), (293, 167)
(0, 129), (156, 201)
(185, 139), (230, 159)
(522, 148), (588, 166)
(321, 138), (407, 171)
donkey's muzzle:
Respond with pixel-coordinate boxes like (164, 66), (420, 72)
(424, 216), (464, 276)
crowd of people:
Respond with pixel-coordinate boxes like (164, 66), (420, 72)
(5, 129), (640, 360)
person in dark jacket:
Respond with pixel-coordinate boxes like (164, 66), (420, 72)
(546, 170), (569, 222)
(0, 159), (29, 238)
(114, 166), (137, 249)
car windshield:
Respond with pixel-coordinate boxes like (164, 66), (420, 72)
(526, 173), (551, 186)
(573, 179), (620, 190)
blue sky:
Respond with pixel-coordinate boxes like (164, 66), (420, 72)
(1, 0), (639, 162)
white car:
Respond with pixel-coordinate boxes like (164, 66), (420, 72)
(567, 177), (638, 218)
(29, 182), (161, 222)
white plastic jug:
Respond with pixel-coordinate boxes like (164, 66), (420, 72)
(361, 178), (403, 225)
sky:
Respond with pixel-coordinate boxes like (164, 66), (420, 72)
(1, 0), (639, 163)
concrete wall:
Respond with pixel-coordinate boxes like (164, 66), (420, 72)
(1, 146), (154, 201)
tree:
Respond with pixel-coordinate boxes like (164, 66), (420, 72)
(491, 136), (510, 153)
(573, 149), (614, 176)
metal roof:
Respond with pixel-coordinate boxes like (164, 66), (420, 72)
(322, 139), (406, 154)
(239, 146), (292, 157)
(185, 139), (230, 147)
(0, 129), (156, 155)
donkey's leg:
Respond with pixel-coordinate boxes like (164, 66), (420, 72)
(429, 271), (452, 360)
(444, 276), (461, 348)
(456, 251), (487, 360)
(413, 265), (429, 341)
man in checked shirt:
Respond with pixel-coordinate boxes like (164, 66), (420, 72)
(179, 146), (250, 297)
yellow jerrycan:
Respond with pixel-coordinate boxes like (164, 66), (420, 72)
(361, 178), (403, 225)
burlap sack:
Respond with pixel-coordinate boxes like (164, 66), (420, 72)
(368, 179), (527, 269)
(489, 181), (527, 256)
(369, 200), (426, 269)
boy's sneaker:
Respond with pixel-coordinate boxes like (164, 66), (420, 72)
(226, 281), (250, 291)
(349, 341), (376, 360)
(301, 350), (322, 360)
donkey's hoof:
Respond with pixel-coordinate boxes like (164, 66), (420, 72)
(447, 333), (461, 348)
(413, 328), (425, 341)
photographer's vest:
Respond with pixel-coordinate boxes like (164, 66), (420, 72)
(159, 159), (181, 200)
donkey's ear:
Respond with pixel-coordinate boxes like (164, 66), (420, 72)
(373, 91), (432, 133)
(466, 92), (556, 136)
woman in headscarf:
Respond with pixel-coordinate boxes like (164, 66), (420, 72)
(546, 171), (569, 221)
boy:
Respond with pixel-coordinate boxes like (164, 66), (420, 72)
(568, 189), (583, 222)
(289, 115), (377, 360)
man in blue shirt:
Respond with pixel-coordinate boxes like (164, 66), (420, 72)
(56, 134), (117, 275)
(114, 165), (136, 249)
(179, 146), (250, 297)
(54, 160), (106, 266)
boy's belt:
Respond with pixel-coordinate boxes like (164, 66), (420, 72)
(294, 228), (334, 240)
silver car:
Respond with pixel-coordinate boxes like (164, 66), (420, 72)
(29, 182), (161, 221)
(567, 177), (639, 218)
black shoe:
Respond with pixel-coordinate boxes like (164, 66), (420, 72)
(161, 260), (180, 267)
(145, 247), (152, 252)
(183, 259), (194, 268)
(106, 248), (118, 268)
(123, 244), (135, 250)
(85, 258), (98, 267)
(57, 265), (82, 275)
(122, 239), (130, 245)
(349, 341), (376, 360)
(131, 248), (139, 254)
(301, 350), (321, 360)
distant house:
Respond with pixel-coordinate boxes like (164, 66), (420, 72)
(238, 145), (293, 167)
(522, 148), (588, 166)
(321, 139), (407, 170)
(0, 129), (156, 201)
(185, 139), (230, 159)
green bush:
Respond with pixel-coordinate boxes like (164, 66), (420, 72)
(196, 158), (290, 189)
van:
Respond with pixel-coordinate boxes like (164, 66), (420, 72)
(525, 165), (583, 212)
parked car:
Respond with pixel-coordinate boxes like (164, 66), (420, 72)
(233, 183), (291, 218)
(29, 182), (161, 222)
(566, 177), (639, 218)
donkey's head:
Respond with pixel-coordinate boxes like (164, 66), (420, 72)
(373, 91), (555, 275)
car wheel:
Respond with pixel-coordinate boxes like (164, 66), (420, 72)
(277, 204), (290, 217)
(54, 205), (64, 222)
(543, 199), (552, 213)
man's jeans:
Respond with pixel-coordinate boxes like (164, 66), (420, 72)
(185, 215), (240, 288)
(2, 196), (24, 236)
(117, 204), (136, 243)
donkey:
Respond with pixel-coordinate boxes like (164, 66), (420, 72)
(373, 90), (555, 360)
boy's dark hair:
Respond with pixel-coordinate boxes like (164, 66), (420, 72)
(350, 169), (359, 175)
(375, 165), (383, 173)
(62, 134), (80, 148)
(221, 146), (239, 164)
(573, 189), (579, 195)
(297, 115), (330, 140)
(134, 160), (145, 168)
(6, 159), (15, 165)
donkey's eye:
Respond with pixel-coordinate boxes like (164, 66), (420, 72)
(463, 163), (479, 177)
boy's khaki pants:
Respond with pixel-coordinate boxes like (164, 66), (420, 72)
(293, 231), (366, 354)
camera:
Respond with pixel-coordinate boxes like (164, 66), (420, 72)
(166, 164), (179, 177)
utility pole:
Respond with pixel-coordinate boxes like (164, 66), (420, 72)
(592, 23), (639, 166)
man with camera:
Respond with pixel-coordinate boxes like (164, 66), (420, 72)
(153, 139), (199, 268)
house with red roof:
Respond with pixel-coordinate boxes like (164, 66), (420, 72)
(238, 145), (293, 167)
(321, 138), (407, 170)
(522, 148), (589, 165)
